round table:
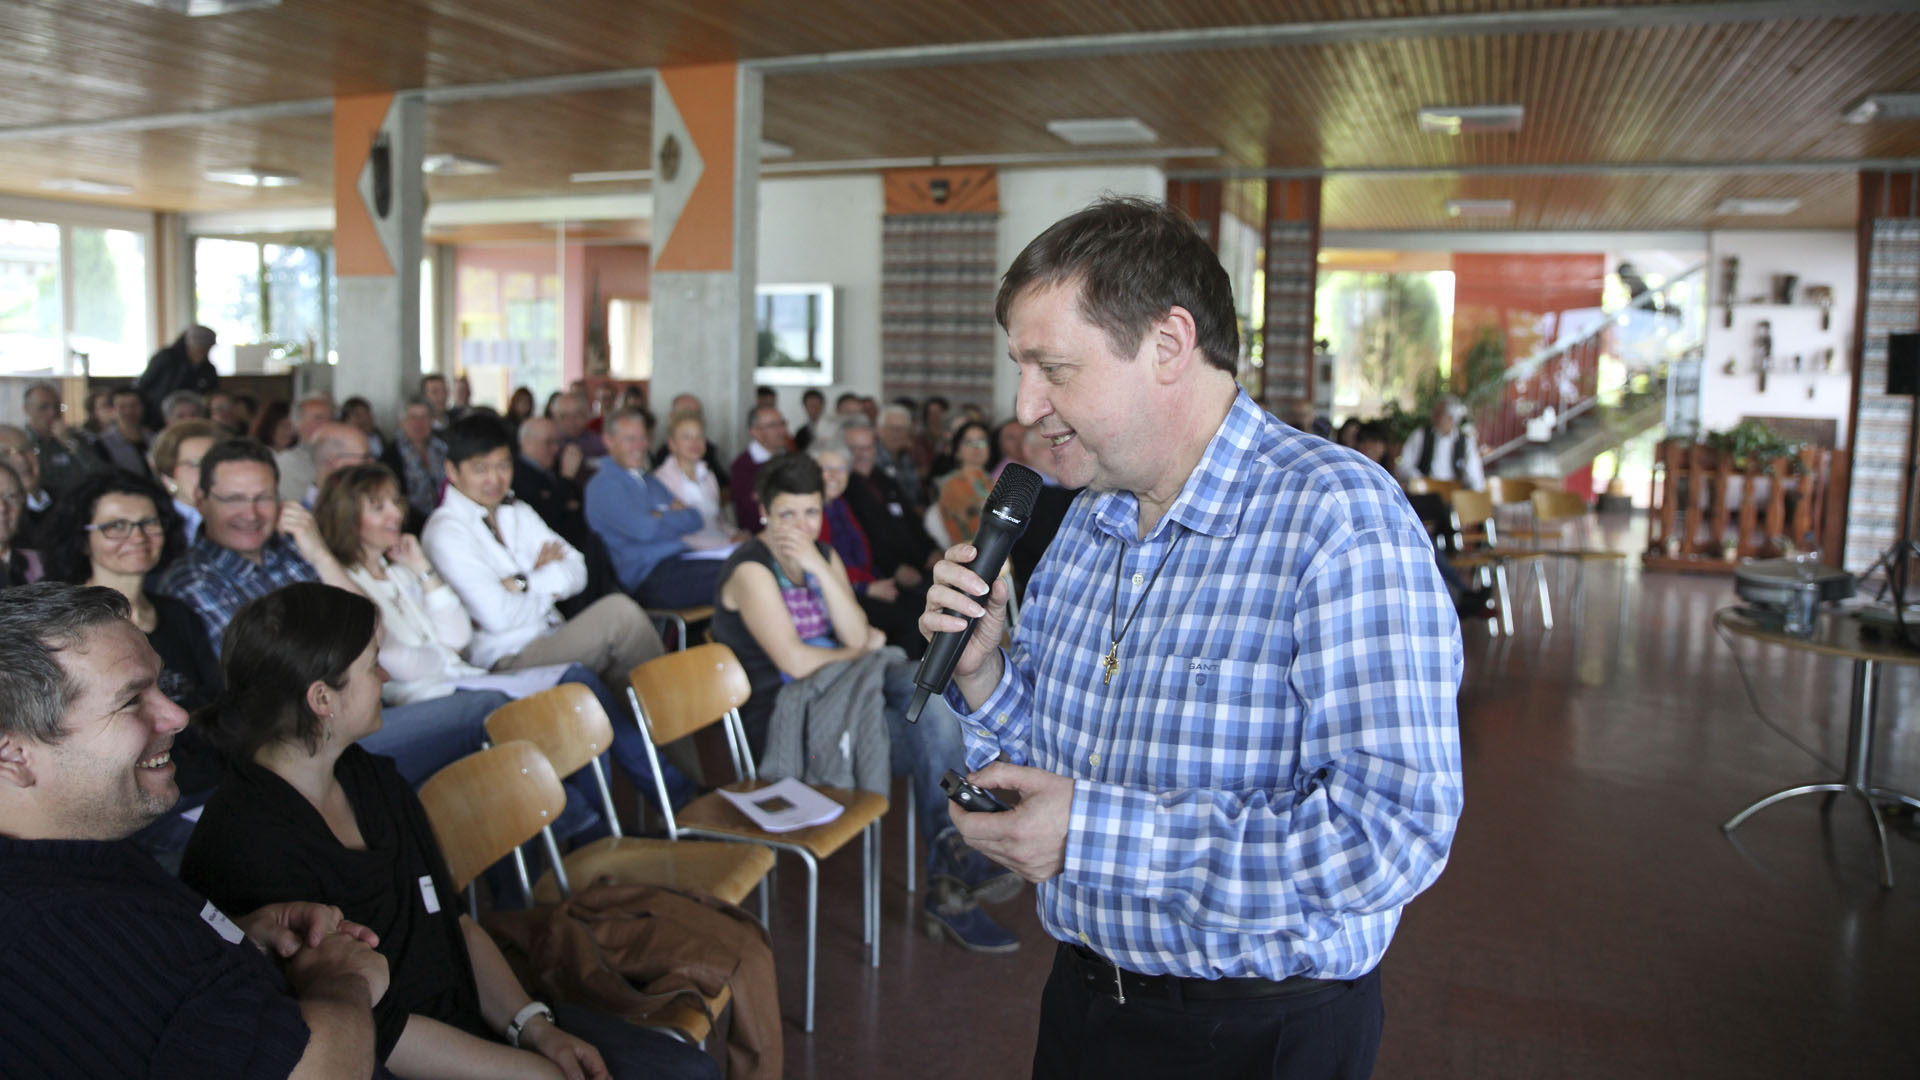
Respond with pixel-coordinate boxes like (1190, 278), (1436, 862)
(1716, 607), (1920, 887)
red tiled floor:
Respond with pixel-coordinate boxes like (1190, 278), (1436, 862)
(760, 539), (1920, 1078)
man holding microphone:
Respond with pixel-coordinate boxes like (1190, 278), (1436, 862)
(921, 198), (1464, 1079)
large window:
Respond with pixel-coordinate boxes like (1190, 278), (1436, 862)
(0, 218), (61, 373)
(69, 227), (150, 376)
(0, 211), (156, 377)
(193, 237), (335, 371)
(1315, 269), (1457, 422)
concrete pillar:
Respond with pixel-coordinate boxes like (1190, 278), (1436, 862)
(649, 63), (762, 458)
(333, 92), (424, 425)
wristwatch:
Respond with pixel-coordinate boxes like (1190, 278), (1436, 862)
(506, 572), (529, 593)
(506, 1000), (555, 1047)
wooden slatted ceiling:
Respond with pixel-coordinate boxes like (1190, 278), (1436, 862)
(1321, 171), (1856, 229)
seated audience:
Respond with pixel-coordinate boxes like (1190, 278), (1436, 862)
(552, 392), (606, 464)
(0, 424), (57, 550)
(419, 373), (455, 430)
(810, 437), (925, 658)
(0, 462), (45, 588)
(208, 389), (243, 435)
(793, 388), (827, 451)
(0, 582), (389, 1080)
(276, 393), (336, 501)
(991, 418), (1026, 480)
(181, 583), (717, 1080)
(1335, 416), (1362, 448)
(339, 396), (385, 458)
(648, 393), (728, 479)
(82, 386), (115, 442)
(150, 418), (223, 546)
(586, 409), (724, 609)
(653, 408), (741, 550)
(1397, 395), (1486, 492)
(381, 396), (447, 530)
(253, 398), (296, 450)
(730, 404), (792, 532)
(875, 404), (928, 511)
(304, 421), (374, 505)
(423, 415), (683, 802)
(158, 438), (507, 784)
(1006, 427), (1081, 599)
(505, 385), (536, 432)
(230, 392), (260, 436)
(24, 380), (109, 496)
(840, 417), (938, 589)
(513, 416), (589, 542)
(711, 454), (1018, 952)
(936, 419), (999, 546)
(161, 388), (208, 426)
(95, 386), (154, 477)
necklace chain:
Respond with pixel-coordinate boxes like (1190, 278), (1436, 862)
(1103, 531), (1184, 686)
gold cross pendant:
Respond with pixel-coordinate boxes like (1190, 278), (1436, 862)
(1102, 643), (1119, 686)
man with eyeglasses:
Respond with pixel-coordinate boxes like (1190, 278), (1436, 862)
(729, 404), (791, 533)
(23, 382), (109, 497)
(0, 424), (58, 551)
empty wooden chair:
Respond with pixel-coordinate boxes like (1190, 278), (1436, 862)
(627, 643), (888, 1034)
(1449, 488), (1551, 635)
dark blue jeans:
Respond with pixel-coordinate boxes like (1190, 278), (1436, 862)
(636, 554), (726, 610)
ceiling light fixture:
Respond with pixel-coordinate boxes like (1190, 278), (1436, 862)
(1843, 92), (1920, 124)
(759, 139), (795, 159)
(204, 166), (299, 187)
(1446, 198), (1515, 218)
(1714, 197), (1802, 216)
(423, 153), (500, 176)
(1419, 105), (1526, 135)
(1046, 117), (1159, 146)
(39, 178), (134, 196)
(570, 169), (652, 184)
(124, 0), (281, 15)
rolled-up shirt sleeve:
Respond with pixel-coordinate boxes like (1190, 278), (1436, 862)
(945, 645), (1037, 771)
(1060, 520), (1464, 937)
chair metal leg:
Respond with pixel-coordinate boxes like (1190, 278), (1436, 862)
(1722, 783), (1849, 832)
(755, 876), (769, 926)
(1494, 562), (1516, 637)
(1534, 560), (1554, 631)
(869, 821), (882, 968)
(1869, 787), (1920, 813)
(798, 848), (819, 1033)
(861, 825), (873, 947)
(905, 775), (915, 894)
(1848, 786), (1896, 889)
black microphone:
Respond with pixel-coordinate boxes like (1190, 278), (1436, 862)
(906, 463), (1043, 723)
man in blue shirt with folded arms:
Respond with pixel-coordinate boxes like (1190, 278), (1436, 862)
(922, 197), (1464, 1079)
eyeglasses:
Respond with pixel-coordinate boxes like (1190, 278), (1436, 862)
(207, 492), (280, 510)
(85, 516), (165, 540)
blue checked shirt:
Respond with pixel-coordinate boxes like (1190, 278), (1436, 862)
(156, 533), (318, 657)
(948, 390), (1463, 981)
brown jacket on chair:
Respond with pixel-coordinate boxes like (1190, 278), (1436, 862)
(485, 880), (781, 1080)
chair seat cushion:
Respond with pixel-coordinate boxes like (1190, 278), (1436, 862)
(677, 781), (889, 858)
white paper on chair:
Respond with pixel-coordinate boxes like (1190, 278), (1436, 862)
(718, 777), (844, 833)
(680, 543), (739, 561)
(451, 663), (574, 699)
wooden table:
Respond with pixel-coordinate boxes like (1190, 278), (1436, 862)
(1716, 607), (1920, 887)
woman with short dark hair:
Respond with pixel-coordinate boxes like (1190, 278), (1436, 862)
(181, 582), (719, 1080)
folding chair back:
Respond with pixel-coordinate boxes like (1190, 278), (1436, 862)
(418, 741), (566, 893)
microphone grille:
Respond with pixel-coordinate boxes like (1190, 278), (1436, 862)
(986, 462), (1044, 517)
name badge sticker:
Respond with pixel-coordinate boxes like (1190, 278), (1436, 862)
(419, 875), (442, 914)
(200, 901), (245, 945)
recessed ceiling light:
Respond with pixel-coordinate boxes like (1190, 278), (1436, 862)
(759, 139), (795, 159)
(569, 169), (652, 184)
(39, 178), (133, 196)
(1844, 92), (1920, 123)
(1419, 105), (1526, 135)
(124, 0), (281, 15)
(1715, 197), (1802, 216)
(1446, 198), (1515, 218)
(205, 166), (299, 188)
(1046, 118), (1159, 146)
(423, 153), (499, 176)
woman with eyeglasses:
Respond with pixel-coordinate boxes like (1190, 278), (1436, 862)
(935, 419), (1000, 546)
(0, 461), (44, 588)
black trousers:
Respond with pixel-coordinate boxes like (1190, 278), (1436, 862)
(1031, 945), (1384, 1080)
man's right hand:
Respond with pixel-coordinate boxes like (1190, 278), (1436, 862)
(920, 542), (1009, 699)
(285, 929), (390, 1006)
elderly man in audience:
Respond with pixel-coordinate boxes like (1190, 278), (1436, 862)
(0, 582), (390, 1079)
(0, 425), (57, 551)
(138, 324), (219, 426)
(875, 403), (928, 511)
(276, 392), (336, 501)
(730, 403), (791, 533)
(157, 438), (508, 784)
(23, 381), (109, 496)
(301, 420), (374, 506)
(513, 416), (588, 537)
(381, 395), (449, 531)
(552, 391), (606, 465)
(585, 408), (724, 609)
(840, 417), (939, 590)
(96, 386), (155, 477)
(161, 388), (208, 426)
(423, 414), (686, 804)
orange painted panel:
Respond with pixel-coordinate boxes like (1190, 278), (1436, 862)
(881, 167), (998, 215)
(1450, 252), (1605, 380)
(655, 63), (737, 273)
(333, 92), (395, 278)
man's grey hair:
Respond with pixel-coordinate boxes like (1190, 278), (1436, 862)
(808, 436), (852, 464)
(307, 423), (364, 466)
(160, 389), (205, 417)
(879, 404), (913, 425)
(0, 584), (132, 744)
(517, 416), (555, 449)
(607, 407), (650, 435)
(837, 414), (874, 433)
(185, 324), (216, 348)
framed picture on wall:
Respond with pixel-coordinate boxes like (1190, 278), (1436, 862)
(755, 283), (834, 385)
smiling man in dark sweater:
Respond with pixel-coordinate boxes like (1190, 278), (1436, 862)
(0, 583), (390, 1080)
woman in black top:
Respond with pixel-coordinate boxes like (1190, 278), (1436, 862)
(180, 582), (719, 1080)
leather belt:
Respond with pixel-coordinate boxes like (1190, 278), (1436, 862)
(1064, 942), (1341, 1004)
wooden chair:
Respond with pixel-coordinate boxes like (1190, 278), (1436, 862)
(483, 683), (775, 909)
(1500, 476), (1565, 547)
(418, 742), (731, 1049)
(1531, 489), (1630, 621)
(1406, 475), (1461, 501)
(1448, 489), (1550, 636)
(648, 605), (715, 651)
(627, 643), (888, 1034)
